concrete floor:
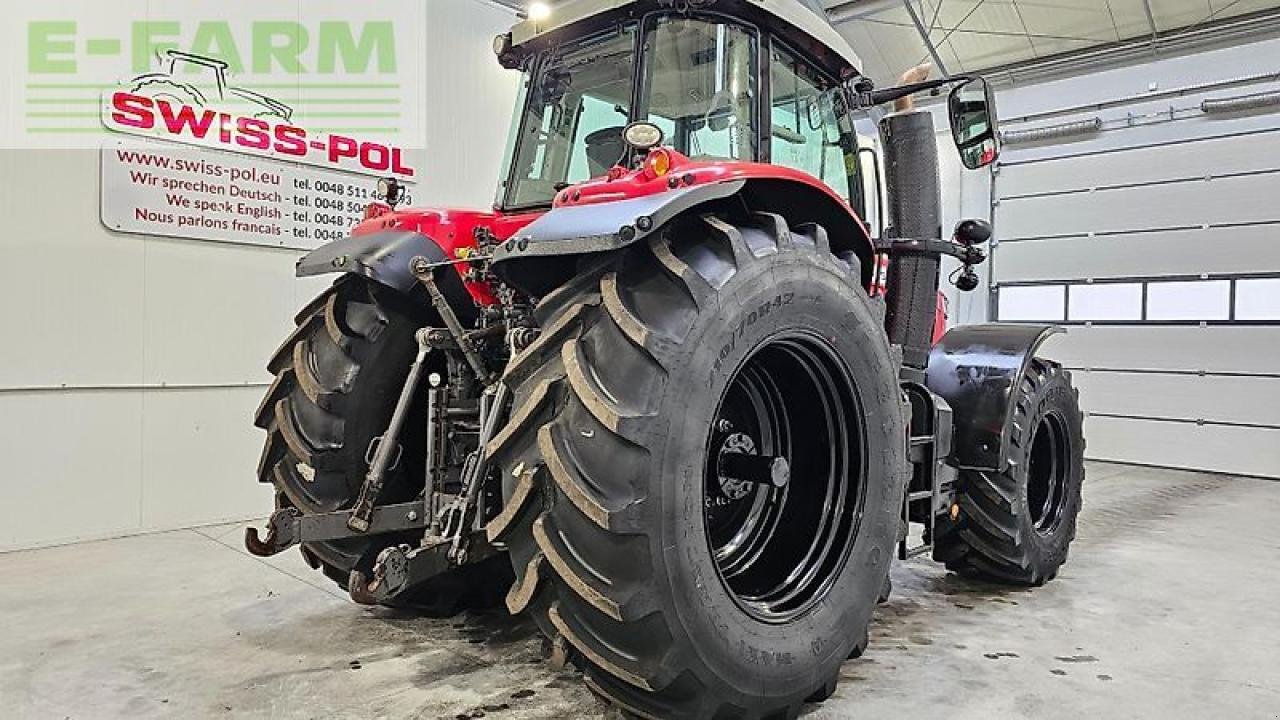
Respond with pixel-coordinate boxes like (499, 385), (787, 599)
(2, 461), (1278, 720)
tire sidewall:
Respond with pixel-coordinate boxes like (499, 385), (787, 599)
(650, 246), (904, 699)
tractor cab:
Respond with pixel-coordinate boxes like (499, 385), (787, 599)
(491, 1), (876, 221)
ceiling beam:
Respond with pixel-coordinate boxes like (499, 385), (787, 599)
(798, 0), (831, 16)
(486, 0), (526, 14)
(902, 0), (951, 77)
(1140, 0), (1160, 45)
(986, 7), (1280, 88)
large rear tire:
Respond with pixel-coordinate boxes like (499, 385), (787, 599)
(934, 358), (1085, 585)
(254, 276), (511, 613)
(486, 211), (906, 718)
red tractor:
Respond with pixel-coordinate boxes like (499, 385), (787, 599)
(247, 1), (1084, 717)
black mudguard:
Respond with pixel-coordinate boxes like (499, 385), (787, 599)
(925, 323), (1063, 472)
(294, 230), (476, 322)
(491, 180), (745, 296)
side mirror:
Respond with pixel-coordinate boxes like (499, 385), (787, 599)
(948, 77), (1000, 169)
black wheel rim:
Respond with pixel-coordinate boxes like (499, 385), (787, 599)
(1027, 411), (1070, 535)
(703, 331), (867, 623)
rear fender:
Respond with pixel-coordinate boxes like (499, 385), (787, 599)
(737, 178), (875, 287)
(925, 323), (1063, 472)
(490, 180), (745, 297)
(295, 230), (477, 322)
(491, 177), (876, 296)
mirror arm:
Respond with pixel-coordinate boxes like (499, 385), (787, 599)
(848, 75), (974, 110)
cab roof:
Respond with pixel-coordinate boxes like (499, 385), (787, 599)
(508, 0), (862, 76)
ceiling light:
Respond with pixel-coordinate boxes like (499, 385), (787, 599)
(528, 2), (551, 21)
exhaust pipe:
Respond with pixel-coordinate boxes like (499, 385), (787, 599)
(879, 110), (942, 378)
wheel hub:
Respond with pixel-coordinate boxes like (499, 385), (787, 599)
(715, 433), (757, 503)
(1028, 411), (1070, 535)
(702, 331), (867, 623)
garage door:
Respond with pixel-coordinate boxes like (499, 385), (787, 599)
(991, 85), (1280, 479)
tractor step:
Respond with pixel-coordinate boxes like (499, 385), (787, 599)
(898, 388), (958, 561)
(900, 539), (933, 560)
(899, 445), (938, 560)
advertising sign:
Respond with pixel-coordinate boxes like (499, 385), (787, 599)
(101, 139), (412, 250)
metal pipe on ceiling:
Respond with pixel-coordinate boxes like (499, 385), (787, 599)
(902, 0), (950, 77)
(987, 10), (1280, 88)
(1000, 117), (1103, 145)
(1201, 91), (1280, 114)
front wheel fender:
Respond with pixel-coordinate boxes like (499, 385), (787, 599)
(925, 323), (1063, 472)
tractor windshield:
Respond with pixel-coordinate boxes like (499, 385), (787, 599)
(499, 16), (760, 210)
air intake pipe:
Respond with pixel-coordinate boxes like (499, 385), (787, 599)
(879, 110), (942, 378)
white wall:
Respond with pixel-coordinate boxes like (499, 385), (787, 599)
(980, 33), (1280, 477)
(994, 35), (1280, 136)
(0, 0), (520, 551)
(928, 31), (1280, 326)
(936, 121), (994, 327)
(422, 1), (525, 209)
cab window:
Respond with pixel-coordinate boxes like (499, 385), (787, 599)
(769, 45), (857, 203)
(505, 26), (637, 209)
(640, 16), (758, 161)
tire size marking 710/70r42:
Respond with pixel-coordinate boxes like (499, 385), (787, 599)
(713, 292), (794, 376)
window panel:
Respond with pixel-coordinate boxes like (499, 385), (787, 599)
(505, 26), (637, 208)
(768, 45), (856, 202)
(998, 276), (1280, 325)
(566, 95), (630, 182)
(1235, 278), (1280, 320)
(1068, 283), (1143, 321)
(642, 17), (757, 162)
(998, 285), (1065, 322)
(1146, 280), (1231, 321)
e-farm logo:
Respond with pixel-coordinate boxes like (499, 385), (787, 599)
(25, 19), (403, 138)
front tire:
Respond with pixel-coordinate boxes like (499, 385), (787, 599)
(934, 358), (1085, 585)
(486, 211), (906, 718)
